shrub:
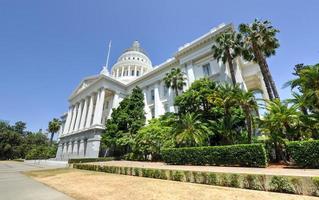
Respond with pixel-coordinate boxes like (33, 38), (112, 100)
(291, 178), (303, 195)
(243, 175), (261, 190)
(312, 177), (319, 196)
(68, 157), (115, 164)
(207, 173), (218, 185)
(159, 170), (167, 180)
(229, 174), (240, 188)
(172, 171), (184, 181)
(184, 171), (192, 182)
(287, 140), (319, 168)
(270, 176), (295, 194)
(219, 174), (229, 186)
(134, 168), (140, 176)
(192, 171), (201, 183)
(162, 144), (267, 167)
(25, 145), (57, 160)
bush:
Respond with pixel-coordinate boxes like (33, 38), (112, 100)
(270, 176), (295, 194)
(207, 173), (218, 185)
(312, 177), (319, 196)
(162, 144), (267, 167)
(172, 171), (184, 181)
(229, 174), (240, 188)
(68, 157), (115, 164)
(287, 140), (319, 168)
(25, 145), (57, 160)
(243, 175), (261, 190)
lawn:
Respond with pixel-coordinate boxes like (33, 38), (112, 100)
(25, 168), (318, 200)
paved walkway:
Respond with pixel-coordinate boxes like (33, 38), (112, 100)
(0, 161), (73, 200)
(94, 160), (319, 177)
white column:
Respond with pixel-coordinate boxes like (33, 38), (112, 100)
(121, 67), (124, 77)
(85, 95), (94, 128)
(143, 89), (152, 121)
(141, 67), (144, 75)
(93, 88), (105, 125)
(74, 101), (83, 131)
(69, 105), (77, 132)
(134, 66), (137, 76)
(63, 106), (73, 135)
(128, 66), (131, 76)
(154, 82), (164, 117)
(186, 62), (195, 88)
(79, 98), (88, 130)
(116, 68), (119, 77)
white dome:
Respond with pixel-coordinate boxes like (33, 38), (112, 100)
(111, 41), (152, 83)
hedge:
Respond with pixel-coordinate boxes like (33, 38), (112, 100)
(161, 144), (267, 167)
(73, 163), (318, 196)
(68, 157), (116, 164)
(286, 140), (319, 168)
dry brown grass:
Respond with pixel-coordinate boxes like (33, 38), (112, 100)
(25, 168), (318, 200)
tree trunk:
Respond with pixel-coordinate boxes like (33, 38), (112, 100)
(50, 132), (54, 145)
(261, 57), (280, 99)
(245, 111), (252, 144)
(274, 141), (281, 162)
(226, 51), (237, 85)
(175, 87), (179, 97)
(252, 45), (274, 100)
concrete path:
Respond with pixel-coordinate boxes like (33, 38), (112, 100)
(95, 160), (319, 177)
(0, 161), (73, 200)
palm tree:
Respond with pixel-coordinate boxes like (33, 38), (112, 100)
(175, 113), (211, 147)
(234, 88), (258, 143)
(163, 68), (187, 96)
(288, 64), (319, 112)
(48, 118), (61, 144)
(259, 99), (300, 161)
(285, 92), (309, 115)
(239, 19), (280, 100)
(212, 31), (242, 85)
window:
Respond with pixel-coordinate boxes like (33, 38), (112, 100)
(202, 63), (211, 76)
(136, 70), (140, 76)
(150, 89), (155, 101)
(71, 141), (74, 154)
(151, 108), (155, 118)
(163, 85), (168, 96)
(83, 139), (88, 157)
(131, 70), (135, 76)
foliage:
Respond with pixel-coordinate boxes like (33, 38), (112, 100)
(259, 99), (302, 161)
(270, 176), (295, 194)
(229, 174), (241, 188)
(239, 19), (280, 99)
(68, 157), (116, 164)
(133, 115), (175, 161)
(102, 87), (145, 157)
(175, 79), (255, 145)
(243, 175), (261, 190)
(161, 143), (267, 167)
(312, 177), (319, 196)
(174, 113), (211, 147)
(286, 140), (319, 168)
(212, 30), (242, 85)
(163, 68), (187, 96)
(0, 129), (24, 160)
(48, 118), (61, 144)
(25, 145), (57, 160)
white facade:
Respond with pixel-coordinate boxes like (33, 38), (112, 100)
(56, 23), (267, 160)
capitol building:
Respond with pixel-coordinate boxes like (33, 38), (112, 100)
(56, 23), (268, 160)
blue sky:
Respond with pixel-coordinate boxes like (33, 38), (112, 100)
(0, 0), (318, 132)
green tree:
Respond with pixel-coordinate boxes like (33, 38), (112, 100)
(288, 63), (319, 112)
(163, 68), (187, 96)
(134, 116), (175, 160)
(259, 99), (301, 161)
(175, 113), (211, 147)
(212, 30), (242, 85)
(13, 121), (26, 135)
(102, 87), (145, 156)
(48, 118), (61, 144)
(234, 88), (258, 143)
(239, 19), (280, 100)
(0, 129), (24, 160)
